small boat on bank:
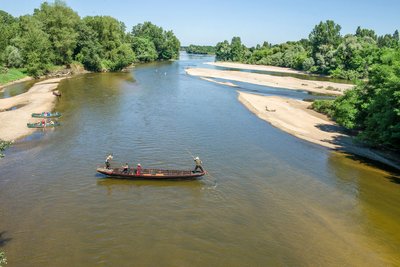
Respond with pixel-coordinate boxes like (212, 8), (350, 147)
(97, 167), (206, 180)
(27, 121), (61, 128)
(53, 90), (61, 97)
(31, 112), (62, 118)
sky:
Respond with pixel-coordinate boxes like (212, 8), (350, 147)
(1, 0), (399, 46)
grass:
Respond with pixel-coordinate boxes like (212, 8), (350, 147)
(0, 68), (28, 85)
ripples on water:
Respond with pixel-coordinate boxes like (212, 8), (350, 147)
(0, 53), (399, 266)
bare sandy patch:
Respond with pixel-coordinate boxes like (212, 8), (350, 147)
(186, 68), (352, 95)
(0, 77), (66, 141)
(206, 61), (308, 75)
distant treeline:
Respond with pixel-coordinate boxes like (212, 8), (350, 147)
(215, 20), (400, 149)
(0, 0), (180, 77)
(216, 20), (399, 80)
(182, 45), (215, 55)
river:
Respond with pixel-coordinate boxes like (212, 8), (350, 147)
(1, 53), (399, 266)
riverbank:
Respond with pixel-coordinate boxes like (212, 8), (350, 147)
(0, 77), (66, 141)
(206, 61), (309, 75)
(238, 91), (400, 170)
(186, 68), (353, 95)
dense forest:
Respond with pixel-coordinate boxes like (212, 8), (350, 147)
(0, 0), (180, 78)
(216, 20), (400, 149)
(182, 45), (215, 55)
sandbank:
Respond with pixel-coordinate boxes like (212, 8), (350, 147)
(186, 68), (353, 95)
(206, 61), (309, 75)
(0, 77), (65, 141)
(200, 77), (238, 87)
(238, 92), (400, 170)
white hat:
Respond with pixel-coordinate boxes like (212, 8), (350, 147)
(195, 157), (199, 160)
(138, 163), (141, 166)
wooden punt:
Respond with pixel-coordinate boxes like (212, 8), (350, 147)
(97, 167), (206, 180)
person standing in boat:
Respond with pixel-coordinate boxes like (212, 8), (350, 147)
(122, 163), (129, 173)
(193, 156), (204, 172)
(105, 154), (113, 169)
(136, 163), (142, 175)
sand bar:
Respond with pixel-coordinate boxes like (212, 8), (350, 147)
(238, 92), (400, 170)
(0, 77), (65, 141)
(186, 68), (353, 95)
(206, 61), (309, 75)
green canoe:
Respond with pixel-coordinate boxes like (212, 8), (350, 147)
(27, 121), (61, 128)
(31, 112), (62, 118)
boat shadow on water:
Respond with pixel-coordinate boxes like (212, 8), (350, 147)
(95, 174), (205, 189)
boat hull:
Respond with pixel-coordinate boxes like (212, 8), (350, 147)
(97, 167), (205, 180)
(27, 122), (61, 128)
(31, 112), (62, 118)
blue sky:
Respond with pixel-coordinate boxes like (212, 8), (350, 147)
(1, 0), (399, 46)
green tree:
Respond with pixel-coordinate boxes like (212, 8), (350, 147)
(0, 11), (18, 64)
(4, 46), (23, 68)
(14, 15), (53, 77)
(33, 0), (80, 65)
(215, 40), (231, 61)
(131, 37), (157, 62)
(355, 26), (377, 40)
(131, 22), (180, 60)
(230, 37), (246, 62)
(0, 250), (6, 266)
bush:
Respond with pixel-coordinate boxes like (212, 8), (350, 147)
(0, 250), (7, 266)
(311, 99), (335, 117)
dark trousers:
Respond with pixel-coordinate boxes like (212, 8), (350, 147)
(105, 161), (110, 169)
(194, 165), (204, 172)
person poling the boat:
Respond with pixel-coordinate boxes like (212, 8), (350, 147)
(193, 156), (204, 173)
(105, 154), (113, 169)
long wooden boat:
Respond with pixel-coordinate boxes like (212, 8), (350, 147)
(27, 121), (61, 128)
(31, 112), (62, 118)
(97, 167), (206, 180)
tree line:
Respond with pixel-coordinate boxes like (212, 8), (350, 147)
(0, 0), (180, 77)
(215, 20), (399, 80)
(182, 45), (215, 55)
(215, 21), (400, 149)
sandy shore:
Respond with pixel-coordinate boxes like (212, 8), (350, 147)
(186, 68), (353, 95)
(238, 92), (400, 170)
(206, 61), (309, 75)
(0, 77), (65, 141)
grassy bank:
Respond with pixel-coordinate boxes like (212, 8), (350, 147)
(0, 68), (28, 85)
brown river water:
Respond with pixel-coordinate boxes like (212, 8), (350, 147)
(0, 53), (399, 266)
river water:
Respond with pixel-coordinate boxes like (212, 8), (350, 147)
(1, 53), (400, 266)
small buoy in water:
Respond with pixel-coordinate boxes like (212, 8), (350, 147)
(164, 72), (167, 75)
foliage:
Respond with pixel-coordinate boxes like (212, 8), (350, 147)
(184, 45), (215, 55)
(0, 3), (180, 74)
(4, 46), (23, 68)
(131, 37), (157, 62)
(0, 139), (12, 158)
(311, 99), (335, 117)
(33, 0), (80, 65)
(311, 48), (400, 149)
(131, 22), (180, 61)
(0, 251), (6, 266)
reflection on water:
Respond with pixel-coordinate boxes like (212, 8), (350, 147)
(0, 53), (399, 266)
(0, 79), (37, 99)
